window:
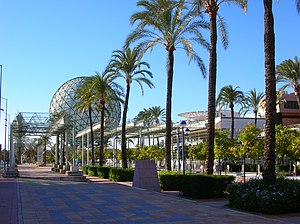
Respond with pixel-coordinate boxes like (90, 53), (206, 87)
(284, 101), (299, 109)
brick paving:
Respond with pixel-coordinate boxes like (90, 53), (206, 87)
(1, 164), (300, 223)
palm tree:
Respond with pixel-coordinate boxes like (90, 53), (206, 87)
(108, 47), (154, 168)
(262, 0), (276, 185)
(75, 77), (96, 165)
(134, 108), (152, 148)
(217, 85), (244, 139)
(91, 71), (124, 166)
(263, 1), (299, 185)
(125, 0), (209, 170)
(41, 135), (52, 165)
(149, 106), (166, 125)
(276, 56), (300, 106)
(191, 0), (247, 174)
(241, 88), (265, 126)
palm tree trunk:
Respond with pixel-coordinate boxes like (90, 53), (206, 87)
(43, 145), (46, 165)
(121, 84), (130, 168)
(88, 107), (95, 165)
(230, 104), (234, 139)
(254, 111), (258, 127)
(165, 48), (175, 171)
(205, 7), (217, 175)
(263, 0), (276, 185)
(99, 103), (105, 166)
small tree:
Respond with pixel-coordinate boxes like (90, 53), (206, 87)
(187, 142), (206, 172)
(275, 125), (295, 166)
(214, 130), (234, 175)
(290, 135), (300, 175)
(238, 122), (264, 180)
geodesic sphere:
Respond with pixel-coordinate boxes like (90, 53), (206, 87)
(49, 77), (121, 132)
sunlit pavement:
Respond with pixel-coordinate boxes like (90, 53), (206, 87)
(1, 164), (300, 224)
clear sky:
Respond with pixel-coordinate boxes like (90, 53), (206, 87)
(0, 0), (299, 147)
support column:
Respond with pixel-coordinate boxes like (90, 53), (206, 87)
(82, 135), (85, 166)
(86, 133), (89, 165)
(59, 133), (63, 167)
(55, 134), (59, 166)
(65, 129), (69, 171)
(9, 125), (15, 168)
(72, 126), (76, 167)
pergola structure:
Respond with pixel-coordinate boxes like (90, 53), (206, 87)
(11, 112), (50, 163)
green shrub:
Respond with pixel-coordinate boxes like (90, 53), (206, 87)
(230, 164), (241, 172)
(88, 166), (99, 176)
(276, 164), (290, 172)
(97, 166), (111, 179)
(158, 171), (182, 191)
(109, 167), (134, 182)
(82, 166), (88, 175)
(228, 178), (300, 214)
(158, 172), (234, 199)
(87, 169), (95, 176)
(180, 175), (234, 199)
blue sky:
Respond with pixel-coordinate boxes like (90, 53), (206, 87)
(0, 1), (299, 147)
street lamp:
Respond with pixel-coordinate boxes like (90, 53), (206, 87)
(114, 136), (120, 167)
(1, 97), (8, 172)
(179, 120), (189, 175)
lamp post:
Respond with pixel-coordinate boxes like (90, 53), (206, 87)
(1, 97), (8, 172)
(179, 120), (189, 175)
(114, 136), (120, 167)
(176, 127), (181, 172)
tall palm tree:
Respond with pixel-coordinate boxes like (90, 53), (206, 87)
(217, 85), (244, 139)
(241, 88), (265, 126)
(41, 135), (52, 166)
(75, 77), (96, 165)
(134, 108), (152, 148)
(191, 0), (247, 174)
(263, 0), (276, 185)
(276, 56), (300, 106)
(108, 47), (154, 168)
(125, 0), (209, 170)
(149, 106), (166, 125)
(263, 1), (299, 185)
(91, 71), (124, 166)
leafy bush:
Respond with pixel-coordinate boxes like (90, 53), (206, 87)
(180, 175), (234, 199)
(158, 171), (182, 191)
(109, 167), (134, 182)
(158, 172), (234, 199)
(276, 164), (290, 172)
(87, 169), (95, 176)
(228, 178), (300, 214)
(97, 166), (111, 179)
(82, 166), (88, 175)
(88, 166), (99, 176)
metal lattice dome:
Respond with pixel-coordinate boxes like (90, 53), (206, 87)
(49, 77), (121, 132)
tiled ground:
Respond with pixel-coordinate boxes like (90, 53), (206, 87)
(17, 178), (289, 224)
(1, 164), (299, 224)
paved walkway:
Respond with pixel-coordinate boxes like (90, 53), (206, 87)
(1, 164), (300, 223)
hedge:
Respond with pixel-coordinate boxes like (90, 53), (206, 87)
(158, 172), (234, 199)
(109, 167), (134, 182)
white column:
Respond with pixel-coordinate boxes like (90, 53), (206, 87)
(65, 130), (69, 170)
(86, 133), (89, 165)
(9, 124), (15, 168)
(55, 134), (59, 166)
(59, 133), (63, 167)
(72, 126), (76, 167)
(82, 135), (85, 166)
